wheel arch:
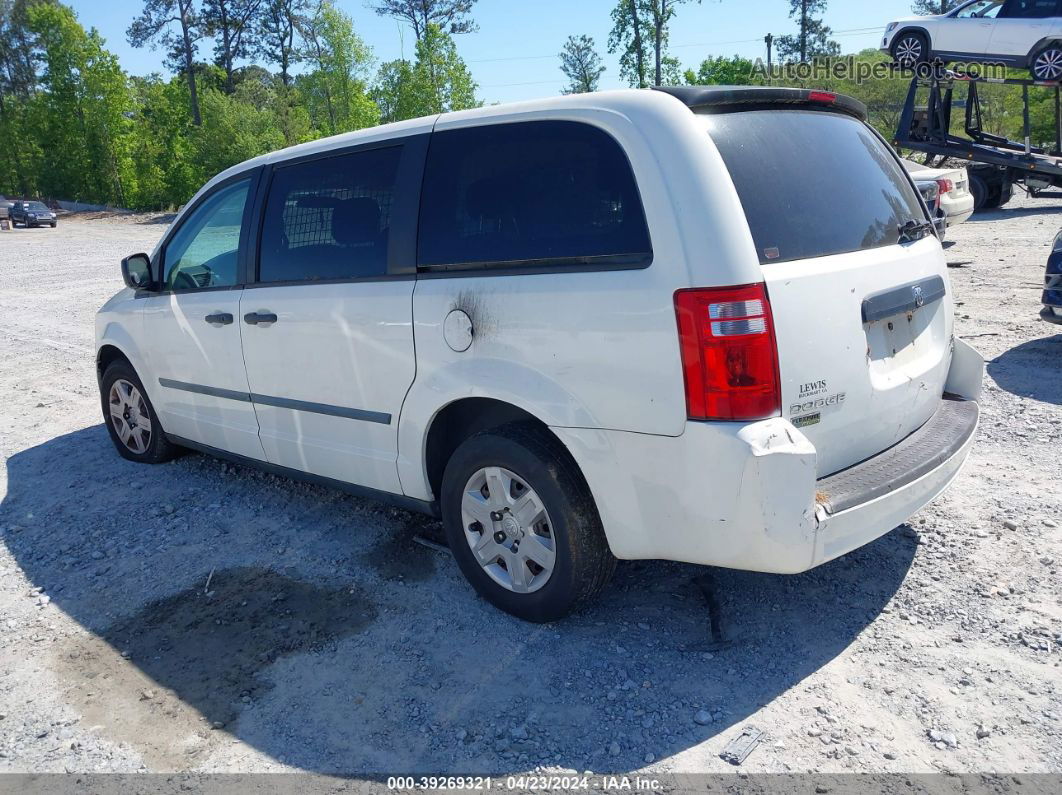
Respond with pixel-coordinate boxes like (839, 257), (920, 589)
(1027, 38), (1062, 69)
(96, 342), (133, 381)
(95, 322), (147, 383)
(421, 397), (578, 504)
(891, 26), (932, 55)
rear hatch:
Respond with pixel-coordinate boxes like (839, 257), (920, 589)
(699, 99), (953, 476)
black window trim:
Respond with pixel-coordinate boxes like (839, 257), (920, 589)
(247, 133), (430, 289)
(414, 119), (655, 278)
(139, 166), (264, 297)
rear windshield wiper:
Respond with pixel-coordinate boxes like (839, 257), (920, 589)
(898, 219), (935, 244)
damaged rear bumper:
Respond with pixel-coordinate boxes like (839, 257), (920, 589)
(553, 339), (984, 573)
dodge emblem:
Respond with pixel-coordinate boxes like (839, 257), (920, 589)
(912, 285), (925, 308)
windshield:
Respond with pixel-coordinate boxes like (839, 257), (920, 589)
(27, 202), (49, 212)
(703, 110), (926, 265)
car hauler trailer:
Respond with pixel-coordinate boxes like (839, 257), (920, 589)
(896, 70), (1062, 211)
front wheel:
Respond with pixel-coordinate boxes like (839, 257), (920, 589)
(440, 424), (615, 622)
(1032, 45), (1062, 82)
(892, 32), (928, 69)
(99, 360), (179, 464)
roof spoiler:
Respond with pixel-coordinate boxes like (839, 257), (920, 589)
(653, 85), (868, 122)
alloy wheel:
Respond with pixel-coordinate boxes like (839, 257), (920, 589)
(894, 36), (923, 67)
(460, 466), (557, 594)
(108, 378), (152, 455)
(1034, 49), (1062, 82)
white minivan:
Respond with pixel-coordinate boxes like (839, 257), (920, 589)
(96, 86), (984, 621)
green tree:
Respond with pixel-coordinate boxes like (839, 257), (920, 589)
(609, 0), (648, 88)
(609, 0), (695, 88)
(370, 0), (477, 40)
(127, 0), (205, 125)
(0, 0), (56, 196)
(370, 24), (477, 122)
(683, 54), (755, 86)
(202, 0), (263, 93)
(911, 1), (959, 13)
(776, 0), (839, 63)
(371, 57), (417, 122)
(189, 85), (287, 181)
(257, 0), (307, 85)
(559, 34), (605, 94)
(297, 0), (378, 135)
(28, 2), (135, 205)
(645, 1), (698, 87)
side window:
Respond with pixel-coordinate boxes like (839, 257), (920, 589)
(164, 179), (251, 291)
(957, 1), (1004, 17)
(418, 121), (652, 269)
(258, 147), (402, 283)
(998, 0), (1055, 17)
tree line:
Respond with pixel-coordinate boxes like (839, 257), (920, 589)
(0, 0), (478, 210)
(2, 0), (1022, 212)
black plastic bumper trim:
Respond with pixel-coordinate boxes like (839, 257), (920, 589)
(158, 378), (391, 424)
(816, 396), (978, 516)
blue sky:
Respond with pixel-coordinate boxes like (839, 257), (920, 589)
(67, 0), (922, 104)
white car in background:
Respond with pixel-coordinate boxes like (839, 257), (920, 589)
(904, 160), (976, 226)
(884, 0), (1062, 82)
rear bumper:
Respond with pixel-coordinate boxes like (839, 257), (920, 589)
(942, 194), (975, 226)
(554, 339), (984, 574)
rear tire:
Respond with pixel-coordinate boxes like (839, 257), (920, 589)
(440, 423), (615, 622)
(99, 360), (179, 464)
(970, 174), (989, 211)
(1031, 44), (1062, 82)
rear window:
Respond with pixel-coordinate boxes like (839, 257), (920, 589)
(418, 121), (651, 270)
(704, 110), (925, 265)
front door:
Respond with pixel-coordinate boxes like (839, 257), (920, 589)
(141, 176), (266, 461)
(935, 0), (1004, 54)
(238, 144), (417, 494)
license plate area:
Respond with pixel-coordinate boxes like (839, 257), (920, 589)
(863, 276), (947, 387)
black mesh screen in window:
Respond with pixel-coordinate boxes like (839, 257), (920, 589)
(259, 146), (402, 282)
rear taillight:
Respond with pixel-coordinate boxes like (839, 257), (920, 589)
(808, 91), (837, 104)
(936, 178), (954, 194)
(674, 284), (781, 422)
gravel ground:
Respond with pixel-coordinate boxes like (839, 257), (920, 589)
(0, 199), (1059, 778)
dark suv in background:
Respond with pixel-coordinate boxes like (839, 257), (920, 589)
(10, 200), (57, 228)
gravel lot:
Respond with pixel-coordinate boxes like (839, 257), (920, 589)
(0, 199), (1059, 778)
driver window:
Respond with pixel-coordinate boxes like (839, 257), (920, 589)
(957, 0), (1005, 17)
(164, 179), (250, 291)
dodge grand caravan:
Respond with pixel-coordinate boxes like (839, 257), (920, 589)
(96, 86), (984, 622)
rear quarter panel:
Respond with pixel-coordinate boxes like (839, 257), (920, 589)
(397, 93), (761, 500)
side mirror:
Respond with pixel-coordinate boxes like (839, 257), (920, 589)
(121, 253), (154, 291)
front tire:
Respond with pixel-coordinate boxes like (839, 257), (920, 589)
(1032, 45), (1062, 82)
(892, 31), (928, 70)
(440, 424), (615, 622)
(99, 360), (178, 464)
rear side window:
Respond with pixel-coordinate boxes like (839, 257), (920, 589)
(258, 146), (401, 283)
(418, 121), (651, 269)
(704, 110), (925, 265)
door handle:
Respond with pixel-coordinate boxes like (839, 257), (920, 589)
(204, 312), (234, 326)
(244, 311), (278, 326)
